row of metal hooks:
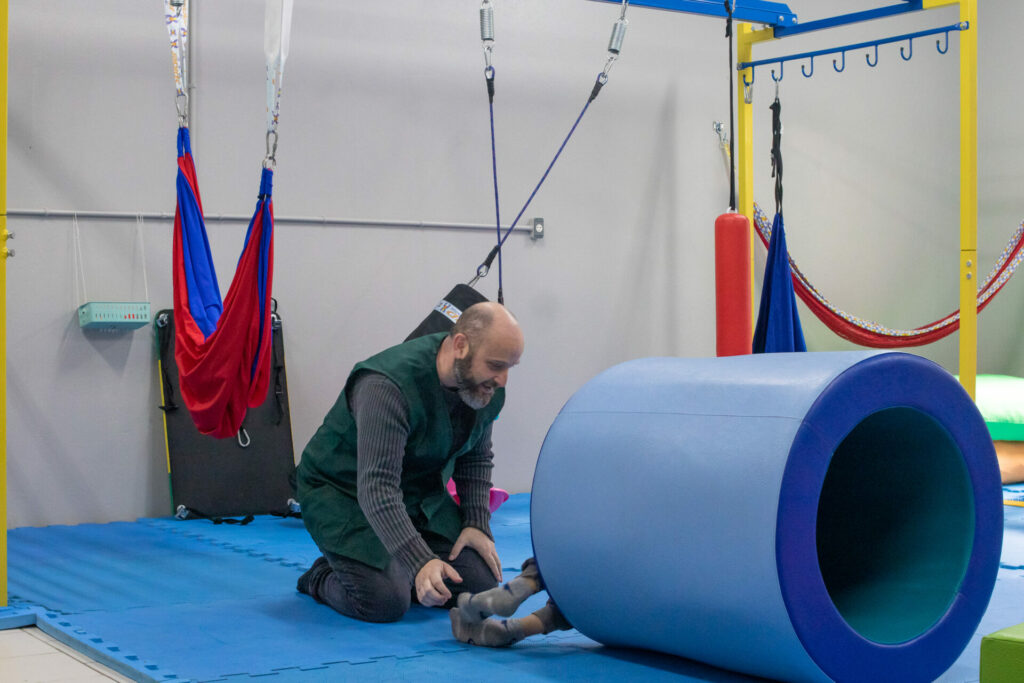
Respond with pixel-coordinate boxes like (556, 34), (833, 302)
(738, 21), (968, 86)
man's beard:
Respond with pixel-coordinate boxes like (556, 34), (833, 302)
(453, 352), (497, 410)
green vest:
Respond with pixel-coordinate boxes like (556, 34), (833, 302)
(296, 332), (505, 570)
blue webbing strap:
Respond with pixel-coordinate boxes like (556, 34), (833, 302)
(476, 74), (606, 296)
(496, 74), (603, 251)
(486, 66), (504, 304)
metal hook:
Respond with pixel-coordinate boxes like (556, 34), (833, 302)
(936, 31), (950, 54)
(865, 44), (879, 67)
(801, 56), (814, 78)
(741, 68), (754, 88)
(900, 37), (913, 61)
(833, 51), (846, 73)
(770, 61), (783, 82)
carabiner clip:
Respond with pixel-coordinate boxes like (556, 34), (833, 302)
(263, 130), (279, 169)
(175, 92), (189, 127)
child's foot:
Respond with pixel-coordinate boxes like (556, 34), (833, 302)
(450, 608), (526, 648)
(456, 573), (539, 623)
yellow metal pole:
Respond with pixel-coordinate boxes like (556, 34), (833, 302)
(0, 0), (9, 607)
(737, 23), (755, 324)
(736, 23), (774, 325)
(958, 0), (978, 399)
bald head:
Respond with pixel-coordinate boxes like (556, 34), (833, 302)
(441, 302), (524, 408)
(450, 302), (521, 348)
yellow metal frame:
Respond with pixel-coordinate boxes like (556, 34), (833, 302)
(735, 1), (979, 400)
(1, 0), (8, 607)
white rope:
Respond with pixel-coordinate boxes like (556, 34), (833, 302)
(72, 214), (88, 305)
(137, 215), (151, 303)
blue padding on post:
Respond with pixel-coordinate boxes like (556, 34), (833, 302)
(531, 351), (1002, 682)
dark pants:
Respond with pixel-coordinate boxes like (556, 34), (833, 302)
(304, 533), (498, 623)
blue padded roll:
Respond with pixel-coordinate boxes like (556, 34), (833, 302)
(531, 351), (1002, 682)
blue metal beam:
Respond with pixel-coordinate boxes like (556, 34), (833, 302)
(589, 0), (797, 28)
(773, 1), (924, 38)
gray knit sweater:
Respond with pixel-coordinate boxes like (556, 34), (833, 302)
(350, 371), (495, 576)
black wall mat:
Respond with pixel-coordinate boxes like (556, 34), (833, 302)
(155, 306), (297, 519)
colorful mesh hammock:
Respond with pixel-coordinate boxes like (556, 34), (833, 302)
(752, 203), (1024, 348)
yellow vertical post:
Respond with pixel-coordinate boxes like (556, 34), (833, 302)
(958, 0), (978, 399)
(0, 0), (9, 607)
(736, 23), (755, 322)
(736, 24), (774, 324)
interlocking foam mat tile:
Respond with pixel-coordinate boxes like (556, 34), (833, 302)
(5, 492), (1023, 681)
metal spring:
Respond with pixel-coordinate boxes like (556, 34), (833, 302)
(608, 18), (627, 54)
(480, 1), (495, 43)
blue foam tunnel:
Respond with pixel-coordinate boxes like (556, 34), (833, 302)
(531, 351), (1002, 682)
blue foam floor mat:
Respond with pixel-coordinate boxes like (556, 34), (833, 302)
(4, 492), (1024, 682)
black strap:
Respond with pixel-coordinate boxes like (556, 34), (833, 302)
(177, 505), (255, 526)
(156, 312), (178, 413)
(770, 96), (783, 217)
(725, 0), (737, 212)
(270, 306), (285, 426)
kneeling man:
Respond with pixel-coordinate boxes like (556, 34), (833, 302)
(296, 302), (524, 622)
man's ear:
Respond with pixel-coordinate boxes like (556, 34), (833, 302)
(452, 332), (470, 358)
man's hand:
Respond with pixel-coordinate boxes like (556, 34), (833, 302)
(415, 558), (462, 607)
(449, 527), (502, 582)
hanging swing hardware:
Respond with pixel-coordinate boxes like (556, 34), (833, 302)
(900, 37), (913, 62)
(865, 44), (879, 68)
(469, 243), (501, 287)
(601, 18), (628, 79)
(175, 92), (189, 128)
(264, 130), (279, 169)
(937, 30), (952, 55)
(800, 56), (814, 78)
(713, 121), (728, 148)
(598, 0), (629, 83)
(480, 0), (495, 69)
(736, 21), (969, 83)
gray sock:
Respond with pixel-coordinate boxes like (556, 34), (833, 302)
(450, 608), (527, 648)
(456, 573), (539, 623)
(534, 602), (572, 634)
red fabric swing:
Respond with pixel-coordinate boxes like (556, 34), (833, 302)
(172, 128), (275, 438)
(165, 0), (290, 437)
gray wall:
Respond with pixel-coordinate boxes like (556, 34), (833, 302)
(7, 0), (1024, 527)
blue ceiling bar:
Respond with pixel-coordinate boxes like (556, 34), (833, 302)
(589, 0), (797, 28)
(773, 1), (924, 38)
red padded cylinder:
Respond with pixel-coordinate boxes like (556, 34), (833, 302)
(715, 212), (753, 356)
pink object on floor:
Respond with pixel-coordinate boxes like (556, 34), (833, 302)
(446, 479), (510, 513)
